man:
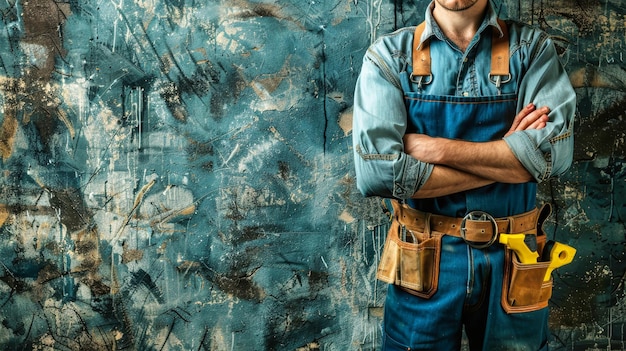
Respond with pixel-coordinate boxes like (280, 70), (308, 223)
(352, 0), (576, 350)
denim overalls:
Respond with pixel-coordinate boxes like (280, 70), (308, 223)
(381, 21), (550, 351)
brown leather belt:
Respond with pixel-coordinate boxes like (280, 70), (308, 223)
(389, 200), (539, 246)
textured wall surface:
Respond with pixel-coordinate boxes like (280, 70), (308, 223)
(0, 0), (624, 350)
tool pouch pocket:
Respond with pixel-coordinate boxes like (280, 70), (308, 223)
(376, 220), (442, 299)
(501, 248), (553, 313)
(501, 203), (555, 314)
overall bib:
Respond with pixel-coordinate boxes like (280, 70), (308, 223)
(381, 22), (550, 351)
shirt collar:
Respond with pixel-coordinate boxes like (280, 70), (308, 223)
(418, 1), (503, 48)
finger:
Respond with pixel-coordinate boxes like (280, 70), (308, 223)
(534, 106), (550, 118)
(522, 103), (536, 112)
(514, 113), (537, 131)
(520, 111), (542, 126)
(515, 103), (537, 121)
(517, 108), (550, 130)
(519, 113), (548, 131)
(509, 103), (536, 132)
(527, 115), (549, 130)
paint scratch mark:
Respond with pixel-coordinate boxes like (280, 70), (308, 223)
(114, 178), (156, 240)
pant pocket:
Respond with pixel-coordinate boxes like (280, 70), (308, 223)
(501, 248), (553, 313)
(377, 221), (442, 298)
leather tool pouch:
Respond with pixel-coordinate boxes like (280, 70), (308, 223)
(501, 204), (553, 314)
(377, 213), (442, 299)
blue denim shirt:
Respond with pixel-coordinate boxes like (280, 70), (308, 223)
(353, 1), (576, 200)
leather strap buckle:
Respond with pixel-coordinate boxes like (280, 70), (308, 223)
(460, 211), (499, 249)
(488, 73), (512, 89)
(409, 73), (433, 88)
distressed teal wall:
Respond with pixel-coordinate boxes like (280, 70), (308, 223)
(0, 0), (624, 350)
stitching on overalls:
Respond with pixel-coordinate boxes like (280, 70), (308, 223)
(356, 145), (400, 161)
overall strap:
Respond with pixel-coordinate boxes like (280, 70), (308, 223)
(489, 19), (511, 89)
(412, 19), (510, 88)
(490, 19), (509, 77)
(412, 22), (431, 78)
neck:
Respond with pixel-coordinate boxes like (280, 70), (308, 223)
(432, 0), (489, 50)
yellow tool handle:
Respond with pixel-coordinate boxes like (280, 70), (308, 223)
(499, 233), (539, 264)
(543, 242), (576, 281)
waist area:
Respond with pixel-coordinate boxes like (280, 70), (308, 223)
(389, 199), (539, 244)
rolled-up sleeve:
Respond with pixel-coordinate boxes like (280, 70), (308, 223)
(504, 36), (576, 182)
(352, 51), (433, 199)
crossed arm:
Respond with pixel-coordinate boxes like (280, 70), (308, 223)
(404, 103), (550, 199)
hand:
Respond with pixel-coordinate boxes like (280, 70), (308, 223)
(505, 103), (549, 137)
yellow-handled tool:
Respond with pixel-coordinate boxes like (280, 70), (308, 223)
(499, 233), (539, 264)
(542, 241), (576, 281)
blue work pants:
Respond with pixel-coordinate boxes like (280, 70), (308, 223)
(381, 235), (550, 351)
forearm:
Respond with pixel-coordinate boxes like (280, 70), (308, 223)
(412, 164), (494, 199)
(405, 136), (533, 184)
(435, 138), (533, 183)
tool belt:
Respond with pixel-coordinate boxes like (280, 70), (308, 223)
(388, 199), (539, 247)
(376, 199), (574, 313)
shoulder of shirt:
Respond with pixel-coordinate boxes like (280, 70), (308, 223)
(370, 27), (415, 49)
(501, 19), (552, 45)
(365, 26), (415, 58)
(502, 19), (560, 63)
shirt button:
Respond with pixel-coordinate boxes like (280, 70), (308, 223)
(463, 57), (468, 62)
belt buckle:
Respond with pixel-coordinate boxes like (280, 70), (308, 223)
(460, 211), (498, 249)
